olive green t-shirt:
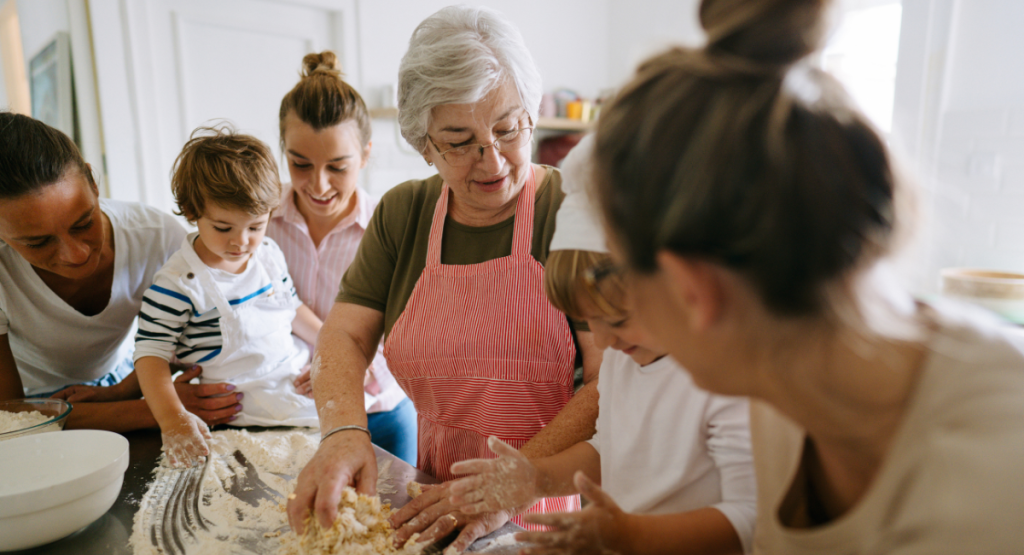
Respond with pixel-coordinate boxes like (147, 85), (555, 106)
(338, 167), (575, 341)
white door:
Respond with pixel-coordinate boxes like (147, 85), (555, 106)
(89, 0), (360, 213)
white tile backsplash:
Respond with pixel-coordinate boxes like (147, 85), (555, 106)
(923, 106), (1024, 289)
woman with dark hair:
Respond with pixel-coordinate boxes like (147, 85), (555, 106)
(0, 112), (241, 431)
(587, 0), (1024, 553)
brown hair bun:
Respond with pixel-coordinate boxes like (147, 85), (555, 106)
(279, 50), (371, 148)
(700, 0), (832, 74)
(301, 51), (341, 78)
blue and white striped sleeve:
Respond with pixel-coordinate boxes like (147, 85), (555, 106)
(134, 275), (193, 363)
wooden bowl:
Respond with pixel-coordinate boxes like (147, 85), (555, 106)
(940, 268), (1024, 323)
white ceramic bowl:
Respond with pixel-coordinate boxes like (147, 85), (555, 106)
(0, 429), (129, 551)
(940, 268), (1024, 324)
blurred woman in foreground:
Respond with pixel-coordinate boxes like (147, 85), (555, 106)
(591, 0), (1024, 552)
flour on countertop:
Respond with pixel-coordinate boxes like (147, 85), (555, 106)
(130, 429), (422, 555)
(130, 429), (319, 555)
(377, 458), (397, 495)
(478, 533), (519, 552)
(0, 409), (50, 435)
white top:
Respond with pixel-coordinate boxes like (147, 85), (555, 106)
(134, 234), (300, 366)
(0, 199), (185, 395)
(134, 234), (317, 427)
(589, 348), (757, 553)
(267, 185), (406, 414)
(549, 134), (606, 253)
(751, 300), (1024, 554)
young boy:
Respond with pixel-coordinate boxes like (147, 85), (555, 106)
(447, 136), (758, 553)
(134, 126), (321, 467)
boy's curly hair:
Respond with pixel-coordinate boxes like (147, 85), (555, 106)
(171, 124), (281, 222)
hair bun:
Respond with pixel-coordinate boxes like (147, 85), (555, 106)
(301, 51), (342, 78)
(700, 0), (831, 74)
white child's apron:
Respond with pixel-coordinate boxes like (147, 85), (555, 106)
(179, 238), (318, 427)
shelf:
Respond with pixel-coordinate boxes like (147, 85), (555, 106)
(536, 117), (592, 132)
(369, 107), (398, 119)
(368, 107), (592, 132)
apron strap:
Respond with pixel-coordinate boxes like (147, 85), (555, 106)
(425, 166), (538, 266)
(180, 236), (235, 319)
(425, 185), (450, 268)
(510, 166), (537, 258)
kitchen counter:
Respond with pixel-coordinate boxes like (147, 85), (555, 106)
(9, 427), (522, 554)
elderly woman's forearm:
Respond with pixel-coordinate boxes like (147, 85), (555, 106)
(519, 381), (599, 459)
(311, 304), (385, 429)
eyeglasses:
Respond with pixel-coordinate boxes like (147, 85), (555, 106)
(427, 124), (534, 167)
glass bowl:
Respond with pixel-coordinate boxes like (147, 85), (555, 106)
(0, 399), (73, 441)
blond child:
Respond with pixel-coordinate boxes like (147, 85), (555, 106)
(134, 126), (321, 467)
(448, 136), (757, 554)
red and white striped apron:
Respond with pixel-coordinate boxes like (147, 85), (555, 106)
(384, 168), (580, 527)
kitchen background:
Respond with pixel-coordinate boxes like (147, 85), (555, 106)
(0, 0), (1019, 297)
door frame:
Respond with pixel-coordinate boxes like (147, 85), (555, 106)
(88, 0), (361, 208)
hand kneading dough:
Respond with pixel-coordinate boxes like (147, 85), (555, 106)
(280, 487), (425, 555)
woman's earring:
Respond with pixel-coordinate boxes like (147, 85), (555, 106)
(427, 160), (433, 167)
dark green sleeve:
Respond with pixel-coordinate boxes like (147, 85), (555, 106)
(336, 193), (399, 313)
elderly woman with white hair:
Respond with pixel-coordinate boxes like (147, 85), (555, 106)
(287, 5), (601, 552)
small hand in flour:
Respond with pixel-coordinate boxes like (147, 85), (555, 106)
(391, 480), (514, 554)
(448, 436), (539, 514)
(517, 472), (627, 555)
(161, 411), (212, 468)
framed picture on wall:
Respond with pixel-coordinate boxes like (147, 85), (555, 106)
(29, 32), (76, 141)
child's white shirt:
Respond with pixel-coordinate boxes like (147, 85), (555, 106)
(588, 348), (757, 552)
(134, 233), (317, 427)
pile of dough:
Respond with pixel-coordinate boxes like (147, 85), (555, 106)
(280, 487), (425, 555)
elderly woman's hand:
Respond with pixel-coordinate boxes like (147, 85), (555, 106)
(287, 430), (379, 534)
(516, 472), (629, 555)
(390, 480), (514, 554)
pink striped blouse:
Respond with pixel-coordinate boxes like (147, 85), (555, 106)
(267, 185), (407, 414)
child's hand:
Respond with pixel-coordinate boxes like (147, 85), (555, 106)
(293, 363), (313, 397)
(517, 471), (629, 555)
(161, 411), (212, 468)
(447, 436), (539, 515)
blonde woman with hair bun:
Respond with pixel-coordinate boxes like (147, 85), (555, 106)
(593, 0), (1024, 553)
(266, 51), (416, 465)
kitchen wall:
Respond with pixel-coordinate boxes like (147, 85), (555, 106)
(10, 0), (104, 195)
(14, 0), (68, 61)
(920, 0), (1024, 291)
(607, 0), (703, 88)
